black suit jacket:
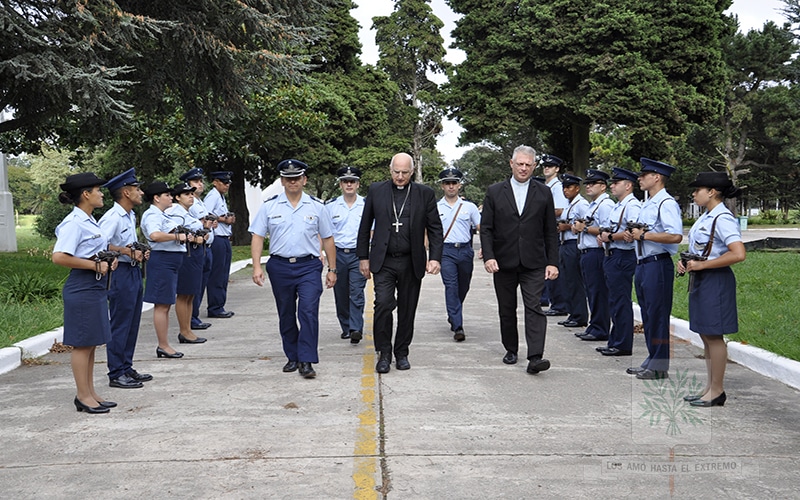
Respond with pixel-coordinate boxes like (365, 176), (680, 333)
(357, 181), (443, 280)
(480, 178), (559, 270)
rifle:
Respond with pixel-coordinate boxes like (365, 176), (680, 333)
(93, 250), (120, 290)
(626, 221), (650, 254)
(598, 226), (614, 256)
(128, 241), (151, 279)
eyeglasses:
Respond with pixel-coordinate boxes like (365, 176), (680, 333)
(391, 169), (412, 176)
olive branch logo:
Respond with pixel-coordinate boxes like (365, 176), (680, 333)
(638, 369), (705, 436)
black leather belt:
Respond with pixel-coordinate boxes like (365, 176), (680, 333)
(580, 248), (603, 254)
(606, 248), (634, 256)
(444, 242), (470, 248)
(336, 247), (356, 253)
(271, 254), (316, 263)
(638, 252), (671, 265)
(560, 239), (577, 246)
(216, 235), (230, 239)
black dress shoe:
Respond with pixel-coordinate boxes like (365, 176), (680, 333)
(453, 327), (466, 342)
(636, 369), (669, 380)
(298, 362), (316, 379)
(283, 360), (298, 372)
(600, 347), (632, 356)
(580, 333), (609, 341)
(156, 347), (184, 359)
(178, 333), (207, 344)
(561, 320), (588, 328)
(527, 357), (551, 374)
(208, 311), (234, 318)
(376, 355), (391, 374)
(74, 397), (110, 414)
(396, 356), (411, 370)
(626, 366), (645, 375)
(544, 309), (568, 316)
(502, 351), (518, 365)
(689, 392), (726, 407)
(596, 346), (610, 352)
(127, 369), (153, 382)
(109, 374), (144, 389)
(683, 394), (703, 402)
(574, 330), (588, 337)
(98, 400), (117, 408)
(350, 331), (362, 344)
(191, 322), (211, 330)
(557, 319), (569, 325)
(340, 331), (351, 339)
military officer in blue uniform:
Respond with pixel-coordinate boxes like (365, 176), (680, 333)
(437, 167), (481, 341)
(556, 174), (589, 328)
(99, 168), (152, 389)
(541, 154), (569, 314)
(180, 167), (215, 330)
(597, 168), (641, 357)
(52, 172), (117, 413)
(249, 159), (337, 379)
(325, 166), (367, 344)
(572, 169), (614, 342)
(623, 158), (683, 380)
(204, 170), (236, 318)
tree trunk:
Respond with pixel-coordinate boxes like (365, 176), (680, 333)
(227, 158), (251, 246)
(571, 120), (590, 178)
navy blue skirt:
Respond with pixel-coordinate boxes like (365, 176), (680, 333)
(62, 269), (112, 347)
(688, 266), (738, 335)
(143, 250), (184, 305)
(176, 246), (205, 296)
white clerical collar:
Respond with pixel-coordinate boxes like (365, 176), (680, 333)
(511, 177), (530, 188)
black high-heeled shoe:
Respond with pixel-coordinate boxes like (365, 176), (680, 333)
(74, 397), (110, 414)
(178, 334), (207, 344)
(690, 392), (727, 407)
(683, 394), (703, 402)
(156, 347), (184, 358)
(98, 400), (118, 408)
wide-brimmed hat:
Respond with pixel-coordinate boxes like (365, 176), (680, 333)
(60, 172), (106, 192)
(171, 182), (197, 197)
(688, 171), (733, 190)
(143, 181), (171, 201)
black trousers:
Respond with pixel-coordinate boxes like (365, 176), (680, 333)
(372, 254), (422, 358)
(493, 266), (547, 359)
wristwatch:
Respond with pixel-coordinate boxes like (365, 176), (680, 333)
(639, 232), (646, 241)
(327, 268), (338, 274)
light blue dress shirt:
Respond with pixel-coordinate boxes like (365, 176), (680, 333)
(249, 192), (334, 258)
(204, 188), (232, 237)
(636, 188), (683, 258)
(140, 205), (186, 253)
(98, 202), (137, 263)
(437, 197), (481, 243)
(54, 207), (107, 258)
(688, 203), (741, 260)
(325, 195), (365, 249)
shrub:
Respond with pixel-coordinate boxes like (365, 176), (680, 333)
(0, 273), (62, 303)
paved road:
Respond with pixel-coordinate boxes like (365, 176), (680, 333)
(1, 246), (798, 498)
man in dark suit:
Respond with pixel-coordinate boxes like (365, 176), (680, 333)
(357, 153), (444, 374)
(481, 145), (559, 375)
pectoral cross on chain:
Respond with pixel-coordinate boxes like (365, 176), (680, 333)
(392, 220), (403, 233)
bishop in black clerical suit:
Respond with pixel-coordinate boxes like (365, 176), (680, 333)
(357, 153), (444, 374)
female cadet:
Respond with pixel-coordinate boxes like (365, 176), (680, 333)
(167, 182), (211, 345)
(52, 172), (118, 414)
(141, 181), (189, 358)
(678, 172), (746, 407)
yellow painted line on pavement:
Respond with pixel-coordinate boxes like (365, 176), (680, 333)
(353, 280), (378, 499)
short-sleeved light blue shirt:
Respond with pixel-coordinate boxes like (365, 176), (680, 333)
(561, 194), (589, 242)
(438, 197), (480, 244)
(54, 207), (107, 258)
(325, 195), (364, 249)
(578, 193), (613, 250)
(98, 202), (137, 263)
(688, 203), (742, 261)
(249, 192), (334, 258)
(204, 187), (231, 237)
(547, 178), (569, 211)
(140, 205), (186, 253)
(188, 195), (214, 245)
(603, 193), (641, 251)
(636, 188), (683, 257)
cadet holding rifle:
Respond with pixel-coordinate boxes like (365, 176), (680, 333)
(140, 181), (189, 359)
(52, 172), (119, 414)
(167, 182), (211, 345)
(99, 168), (153, 389)
(678, 172), (745, 408)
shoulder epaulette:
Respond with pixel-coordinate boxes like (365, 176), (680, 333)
(310, 195), (323, 204)
(264, 194), (279, 203)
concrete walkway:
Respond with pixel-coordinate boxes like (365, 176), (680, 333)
(1, 249), (798, 498)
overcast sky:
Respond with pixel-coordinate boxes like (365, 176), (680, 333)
(350, 0), (790, 163)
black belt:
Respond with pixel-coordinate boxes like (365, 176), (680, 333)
(560, 239), (577, 246)
(388, 252), (410, 258)
(444, 242), (470, 248)
(336, 247), (356, 253)
(580, 248), (603, 254)
(216, 235), (230, 239)
(638, 252), (671, 265)
(271, 254), (316, 263)
(606, 248), (634, 256)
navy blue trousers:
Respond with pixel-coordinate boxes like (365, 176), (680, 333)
(333, 250), (366, 335)
(207, 236), (232, 315)
(440, 244), (475, 331)
(634, 256), (674, 372)
(266, 257), (323, 363)
(580, 248), (609, 338)
(192, 248), (213, 326)
(604, 249), (636, 351)
(559, 240), (588, 323)
(107, 264), (143, 380)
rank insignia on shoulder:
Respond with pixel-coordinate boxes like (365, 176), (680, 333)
(310, 195), (323, 204)
(264, 194), (279, 202)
